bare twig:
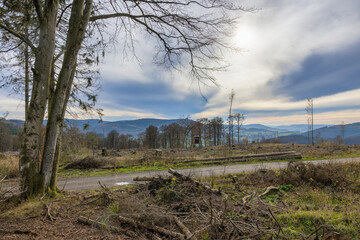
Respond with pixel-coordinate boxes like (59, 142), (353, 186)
(305, 225), (324, 239)
(267, 207), (283, 236)
(44, 204), (56, 222)
(118, 215), (185, 239)
(174, 216), (198, 240)
(61, 177), (68, 191)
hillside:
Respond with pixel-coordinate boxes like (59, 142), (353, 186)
(2, 120), (24, 135)
(274, 124), (329, 133)
(4, 118), (360, 144)
(277, 122), (360, 145)
(86, 118), (189, 136)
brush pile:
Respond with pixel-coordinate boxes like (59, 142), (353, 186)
(79, 169), (289, 239)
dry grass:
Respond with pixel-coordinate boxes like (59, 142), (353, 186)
(243, 161), (360, 192)
(0, 153), (19, 179)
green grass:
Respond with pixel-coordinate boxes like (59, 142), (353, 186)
(58, 151), (360, 179)
(302, 150), (360, 161)
(275, 181), (360, 238)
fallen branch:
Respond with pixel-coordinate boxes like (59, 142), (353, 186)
(258, 186), (279, 198)
(61, 177), (68, 191)
(305, 225), (324, 239)
(0, 228), (38, 236)
(118, 215), (185, 240)
(44, 204), (56, 222)
(173, 216), (198, 240)
(78, 215), (136, 238)
(267, 207), (283, 236)
(168, 168), (228, 199)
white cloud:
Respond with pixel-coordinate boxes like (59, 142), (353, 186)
(192, 0), (360, 121)
(0, 91), (25, 119)
(101, 107), (166, 120)
(247, 109), (360, 125)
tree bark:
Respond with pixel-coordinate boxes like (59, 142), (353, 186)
(41, 0), (93, 192)
(20, 1), (59, 196)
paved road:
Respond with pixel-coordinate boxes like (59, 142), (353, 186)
(57, 157), (360, 191)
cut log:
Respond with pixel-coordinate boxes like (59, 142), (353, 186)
(175, 151), (301, 164)
(118, 215), (185, 240)
(133, 176), (171, 182)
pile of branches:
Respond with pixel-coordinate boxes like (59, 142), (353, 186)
(78, 170), (287, 239)
(64, 156), (109, 169)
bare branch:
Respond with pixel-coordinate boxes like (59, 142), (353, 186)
(0, 40), (23, 53)
(57, 3), (72, 27)
(0, 23), (37, 52)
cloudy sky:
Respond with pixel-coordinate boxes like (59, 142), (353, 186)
(1, 0), (360, 125)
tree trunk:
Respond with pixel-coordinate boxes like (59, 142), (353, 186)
(20, 1), (59, 196)
(41, 0), (93, 192)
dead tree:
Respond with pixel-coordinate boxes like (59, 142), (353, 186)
(228, 89), (235, 146)
(305, 98), (314, 145)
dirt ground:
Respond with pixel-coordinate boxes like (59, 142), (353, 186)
(0, 191), (124, 239)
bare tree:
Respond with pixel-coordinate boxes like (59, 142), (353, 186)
(232, 113), (244, 144)
(305, 98), (314, 145)
(145, 125), (159, 149)
(228, 89), (235, 146)
(209, 117), (223, 146)
(0, 0), (246, 197)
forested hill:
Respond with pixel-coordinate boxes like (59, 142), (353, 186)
(83, 118), (190, 136)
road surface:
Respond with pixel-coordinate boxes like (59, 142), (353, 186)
(56, 157), (360, 191)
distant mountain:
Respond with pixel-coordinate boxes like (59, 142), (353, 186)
(2, 119), (24, 134)
(277, 134), (309, 144)
(274, 124), (330, 133)
(277, 122), (360, 145)
(345, 133), (360, 145)
(309, 123), (360, 139)
(86, 118), (191, 136)
(243, 124), (277, 131)
(63, 119), (109, 130)
(6, 118), (359, 144)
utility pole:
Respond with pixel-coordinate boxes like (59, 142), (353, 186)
(340, 121), (345, 144)
(305, 99), (314, 145)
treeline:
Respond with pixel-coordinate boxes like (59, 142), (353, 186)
(61, 116), (247, 151)
(0, 116), (246, 152)
(142, 118), (225, 149)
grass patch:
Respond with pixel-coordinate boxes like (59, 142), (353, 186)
(0, 154), (19, 179)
